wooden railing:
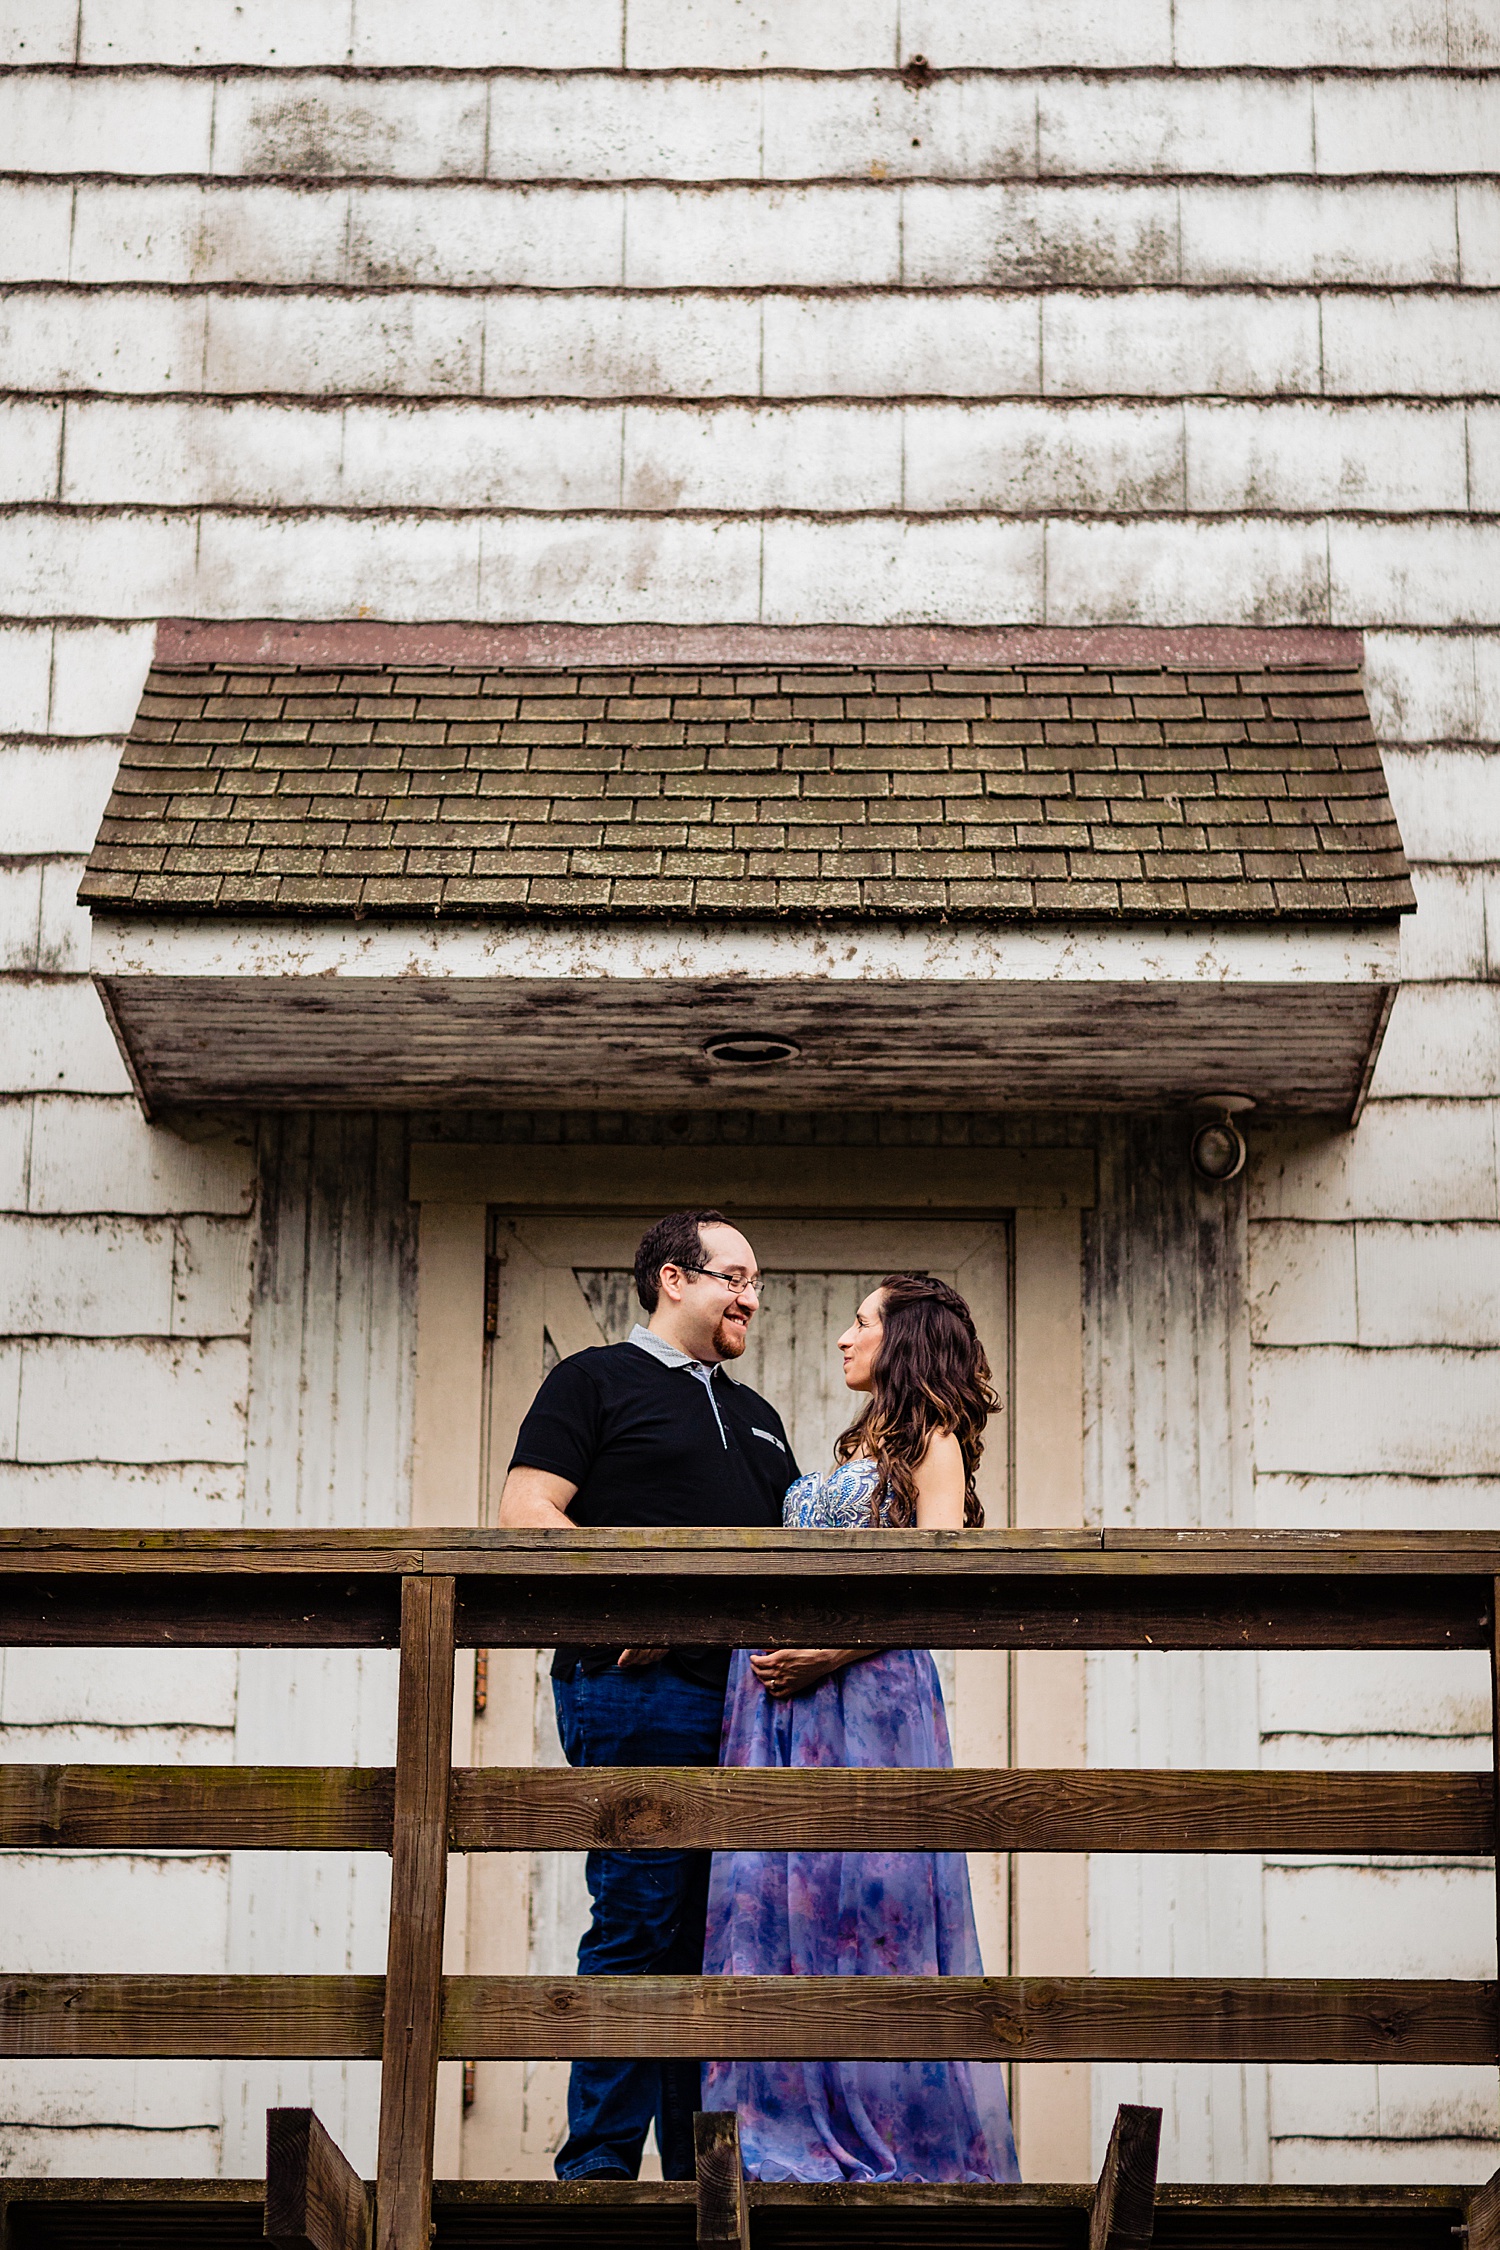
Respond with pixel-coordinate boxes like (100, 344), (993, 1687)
(1, 1526), (1498, 2250)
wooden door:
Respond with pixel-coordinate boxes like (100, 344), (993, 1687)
(462, 1214), (1010, 2180)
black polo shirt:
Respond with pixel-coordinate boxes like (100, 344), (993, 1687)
(509, 1339), (798, 1691)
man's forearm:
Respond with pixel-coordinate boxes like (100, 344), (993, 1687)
(497, 1466), (578, 1528)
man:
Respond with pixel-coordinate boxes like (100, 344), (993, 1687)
(498, 1208), (797, 2183)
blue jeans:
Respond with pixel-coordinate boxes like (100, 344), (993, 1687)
(551, 1661), (725, 2181)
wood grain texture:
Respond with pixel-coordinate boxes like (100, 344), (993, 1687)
(101, 973), (1392, 1119)
(0, 1762), (1483, 1857)
(1467, 2165), (1500, 2250)
(0, 1534), (1492, 1656)
(693, 2113), (749, 2249)
(376, 1576), (455, 2250)
(0, 1977), (384, 2058)
(438, 1976), (1499, 2065)
(447, 1767), (1494, 1856)
(264, 2110), (370, 2250)
(5, 1975), (1486, 2067)
(0, 2174), (1476, 2250)
(1090, 2105), (1161, 2250)
(0, 1766), (394, 1851)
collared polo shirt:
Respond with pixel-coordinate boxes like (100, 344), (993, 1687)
(509, 1333), (798, 1690)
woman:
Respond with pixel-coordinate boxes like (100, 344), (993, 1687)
(701, 1274), (1020, 2184)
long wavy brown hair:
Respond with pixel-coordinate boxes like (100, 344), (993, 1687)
(834, 1274), (999, 1528)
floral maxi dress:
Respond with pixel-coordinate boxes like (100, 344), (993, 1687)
(700, 1458), (1021, 2184)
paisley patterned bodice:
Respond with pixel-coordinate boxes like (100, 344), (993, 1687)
(782, 1457), (892, 1529)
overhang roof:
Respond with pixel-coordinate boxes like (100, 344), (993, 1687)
(82, 659), (1413, 926)
(82, 629), (1411, 1120)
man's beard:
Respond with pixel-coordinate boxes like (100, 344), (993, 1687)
(712, 1312), (748, 1359)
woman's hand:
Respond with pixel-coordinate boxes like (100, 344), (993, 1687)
(750, 1646), (864, 1698)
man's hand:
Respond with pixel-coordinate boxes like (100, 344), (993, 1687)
(616, 1647), (669, 1667)
(497, 1466), (578, 1528)
(749, 1647), (863, 1698)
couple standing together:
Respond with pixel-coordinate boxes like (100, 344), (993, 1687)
(498, 1208), (1020, 2189)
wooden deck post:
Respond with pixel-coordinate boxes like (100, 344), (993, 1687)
(265, 2108), (370, 2250)
(694, 2111), (750, 2248)
(376, 1576), (456, 2250)
(1089, 2102), (1161, 2250)
(1481, 1585), (1500, 2250)
(1467, 2160), (1500, 2250)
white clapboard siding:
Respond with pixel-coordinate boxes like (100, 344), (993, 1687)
(10, 1336), (248, 1463)
(11, 287), (1500, 403)
(1263, 1730), (1492, 1770)
(0, 862), (91, 977)
(0, 1459), (243, 1529)
(0, 981), (133, 1097)
(0, 1857), (230, 1973)
(11, 507), (1500, 627)
(1250, 1106), (1500, 1225)
(0, 1211), (251, 1339)
(1259, 1649), (1490, 1741)
(1255, 1474), (1500, 1532)
(1171, 0), (1497, 68)
(0, 1646), (238, 1729)
(0, 401), (61, 502)
(1371, 983), (1500, 1099)
(1265, 1863), (1492, 1981)
(0, 1214), (176, 1335)
(8, 1098), (254, 1218)
(1384, 749), (1500, 861)
(0, 2125), (222, 2180)
(39, 396), (1490, 517)
(7, 178), (1486, 290)
(1271, 2063), (1500, 2144)
(3, 0), (1494, 71)
(0, 741), (131, 854)
(1253, 1344), (1500, 1476)
(0, 2060), (223, 2130)
(0, 627), (54, 732)
(1250, 1221), (1500, 1348)
(1366, 633), (1500, 743)
(1399, 868), (1494, 982)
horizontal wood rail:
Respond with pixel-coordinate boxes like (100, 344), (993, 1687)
(0, 1974), (1492, 2065)
(0, 1527), (1495, 1648)
(2, 1763), (1490, 1855)
(0, 2174), (1485, 2250)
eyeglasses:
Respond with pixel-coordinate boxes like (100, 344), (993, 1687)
(678, 1265), (769, 1301)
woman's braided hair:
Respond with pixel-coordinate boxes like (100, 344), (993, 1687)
(834, 1274), (999, 1528)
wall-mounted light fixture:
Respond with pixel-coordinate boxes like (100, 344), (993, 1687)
(703, 1034), (801, 1067)
(1190, 1093), (1256, 1183)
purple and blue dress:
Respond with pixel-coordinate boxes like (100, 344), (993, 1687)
(701, 1457), (1021, 2184)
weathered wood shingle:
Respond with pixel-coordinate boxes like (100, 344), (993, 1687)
(83, 662), (1414, 922)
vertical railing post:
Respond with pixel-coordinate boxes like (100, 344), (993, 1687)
(376, 1575), (455, 2250)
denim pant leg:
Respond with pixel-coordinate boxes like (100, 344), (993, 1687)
(551, 1663), (725, 2182)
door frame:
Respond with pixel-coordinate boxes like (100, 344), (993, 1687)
(408, 1139), (1094, 2182)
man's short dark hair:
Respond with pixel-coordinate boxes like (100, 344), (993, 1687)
(634, 1209), (727, 1314)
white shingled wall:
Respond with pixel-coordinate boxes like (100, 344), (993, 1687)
(0, 0), (1497, 2185)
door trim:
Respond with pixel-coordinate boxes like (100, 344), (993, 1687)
(410, 1142), (1093, 1213)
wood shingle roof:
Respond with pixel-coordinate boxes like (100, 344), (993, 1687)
(83, 662), (1413, 923)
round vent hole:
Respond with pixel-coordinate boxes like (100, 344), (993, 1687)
(703, 1035), (801, 1067)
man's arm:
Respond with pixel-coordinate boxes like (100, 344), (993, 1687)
(497, 1466), (577, 1528)
(497, 1465), (664, 1665)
